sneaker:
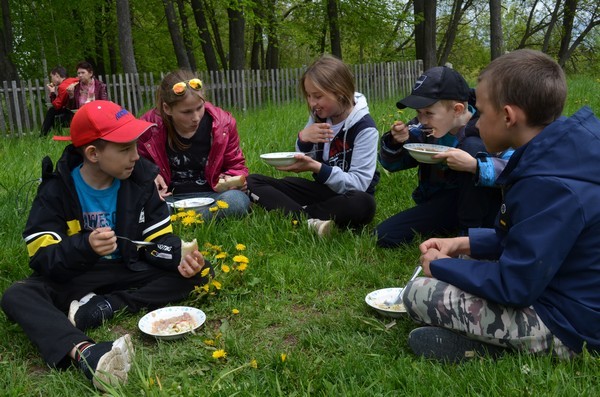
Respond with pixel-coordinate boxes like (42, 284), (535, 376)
(408, 327), (508, 363)
(307, 218), (333, 237)
(77, 334), (134, 391)
(68, 293), (114, 331)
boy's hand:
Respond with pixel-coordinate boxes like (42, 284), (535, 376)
(390, 121), (409, 144)
(434, 148), (477, 173)
(299, 123), (334, 143)
(276, 154), (321, 173)
(178, 250), (205, 278)
(88, 227), (117, 256)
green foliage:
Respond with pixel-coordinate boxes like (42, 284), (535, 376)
(0, 80), (599, 395)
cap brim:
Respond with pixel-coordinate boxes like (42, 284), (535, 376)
(396, 95), (438, 110)
(101, 118), (155, 143)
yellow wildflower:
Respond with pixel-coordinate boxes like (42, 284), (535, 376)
(201, 284), (210, 292)
(181, 216), (196, 226)
(235, 243), (246, 251)
(203, 339), (215, 346)
(232, 308), (239, 314)
(233, 255), (249, 263)
(170, 214), (178, 222)
(201, 268), (210, 277)
(221, 264), (230, 273)
(176, 211), (188, 219)
(211, 280), (222, 290)
(185, 210), (196, 217)
(280, 353), (287, 362)
(250, 359), (258, 369)
(215, 252), (227, 259)
(292, 220), (299, 226)
(212, 349), (227, 359)
(216, 200), (229, 209)
(209, 206), (218, 213)
(236, 263), (248, 272)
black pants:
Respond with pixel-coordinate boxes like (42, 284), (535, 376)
(41, 107), (73, 136)
(246, 174), (376, 228)
(1, 262), (209, 368)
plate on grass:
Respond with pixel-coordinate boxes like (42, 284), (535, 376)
(138, 306), (206, 340)
(365, 288), (407, 318)
(169, 197), (215, 210)
(403, 143), (450, 164)
(260, 152), (302, 167)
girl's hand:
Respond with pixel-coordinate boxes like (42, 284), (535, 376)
(390, 121), (409, 144)
(276, 154), (321, 173)
(88, 227), (117, 256)
(299, 123), (334, 143)
(154, 174), (171, 199)
(178, 250), (205, 278)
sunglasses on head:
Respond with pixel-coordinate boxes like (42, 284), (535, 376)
(172, 78), (203, 95)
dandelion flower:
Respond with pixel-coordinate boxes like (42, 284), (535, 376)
(232, 308), (239, 314)
(176, 211), (188, 219)
(221, 264), (230, 273)
(233, 255), (249, 264)
(211, 280), (222, 290)
(201, 267), (211, 277)
(292, 220), (298, 226)
(215, 252), (227, 259)
(185, 210), (196, 217)
(235, 243), (246, 251)
(212, 349), (227, 359)
(280, 353), (287, 362)
(209, 206), (218, 212)
(250, 359), (258, 369)
(201, 284), (210, 292)
(204, 339), (215, 346)
(236, 263), (248, 272)
(216, 200), (229, 209)
(181, 216), (196, 226)
(170, 214), (178, 222)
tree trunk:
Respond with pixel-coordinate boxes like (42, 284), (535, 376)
(542, 0), (562, 53)
(326, 0), (342, 59)
(438, 0), (471, 66)
(116, 0), (138, 74)
(414, 0), (437, 70)
(265, 0), (279, 69)
(177, 0), (197, 71)
(190, 0), (220, 71)
(205, 0), (228, 69)
(227, 3), (246, 70)
(250, 22), (263, 70)
(162, 0), (191, 70)
(0, 0), (18, 81)
(557, 0), (577, 67)
(489, 0), (503, 59)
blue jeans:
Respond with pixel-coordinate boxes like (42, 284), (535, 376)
(167, 190), (250, 221)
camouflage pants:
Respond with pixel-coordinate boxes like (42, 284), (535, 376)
(403, 277), (575, 359)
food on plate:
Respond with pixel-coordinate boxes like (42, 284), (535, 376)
(151, 312), (196, 335)
(375, 302), (405, 312)
(181, 238), (198, 258)
(215, 175), (246, 192)
(413, 146), (443, 152)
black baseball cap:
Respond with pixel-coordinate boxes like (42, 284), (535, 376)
(396, 66), (470, 109)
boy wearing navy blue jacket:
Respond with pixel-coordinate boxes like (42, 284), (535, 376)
(1, 101), (210, 390)
(404, 49), (600, 362)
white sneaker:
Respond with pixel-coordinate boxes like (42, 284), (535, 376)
(307, 219), (333, 237)
(78, 334), (134, 391)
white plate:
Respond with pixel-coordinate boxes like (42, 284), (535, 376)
(260, 152), (302, 167)
(365, 288), (407, 318)
(403, 143), (450, 164)
(138, 306), (206, 340)
(170, 197), (215, 209)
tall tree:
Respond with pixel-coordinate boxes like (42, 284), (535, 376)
(326, 0), (341, 58)
(177, 0), (197, 71)
(542, 0), (562, 53)
(228, 0), (246, 70)
(414, 0), (437, 69)
(163, 0), (191, 70)
(190, 0), (220, 71)
(0, 0), (18, 81)
(117, 0), (138, 74)
(489, 0), (503, 59)
(438, 0), (473, 65)
(557, 0), (600, 67)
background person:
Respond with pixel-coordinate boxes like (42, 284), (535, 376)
(40, 66), (78, 136)
(67, 61), (108, 110)
(246, 55), (379, 236)
(139, 69), (250, 220)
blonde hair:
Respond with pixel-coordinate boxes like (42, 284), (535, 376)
(300, 55), (355, 118)
(478, 49), (566, 127)
(156, 69), (206, 151)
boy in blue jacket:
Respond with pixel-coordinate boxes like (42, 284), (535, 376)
(404, 49), (600, 362)
(1, 101), (210, 390)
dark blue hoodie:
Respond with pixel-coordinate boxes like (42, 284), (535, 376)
(430, 106), (600, 353)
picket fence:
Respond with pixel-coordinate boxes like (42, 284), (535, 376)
(0, 60), (422, 137)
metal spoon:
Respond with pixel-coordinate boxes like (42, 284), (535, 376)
(384, 265), (422, 306)
(115, 235), (156, 247)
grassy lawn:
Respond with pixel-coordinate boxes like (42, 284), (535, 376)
(0, 77), (599, 396)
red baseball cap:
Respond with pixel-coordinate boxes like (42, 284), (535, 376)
(53, 100), (154, 147)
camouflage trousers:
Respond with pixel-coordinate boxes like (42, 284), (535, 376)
(403, 277), (575, 359)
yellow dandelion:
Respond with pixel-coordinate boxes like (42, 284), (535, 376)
(203, 339), (215, 346)
(201, 267), (210, 277)
(250, 359), (258, 369)
(235, 243), (246, 251)
(236, 263), (248, 272)
(221, 264), (230, 273)
(185, 210), (197, 217)
(176, 211), (188, 219)
(232, 308), (239, 314)
(211, 280), (222, 290)
(212, 349), (227, 359)
(201, 284), (210, 292)
(209, 206), (218, 213)
(292, 220), (298, 226)
(233, 255), (249, 264)
(170, 214), (178, 222)
(280, 353), (287, 362)
(215, 252), (227, 259)
(181, 216), (196, 226)
(216, 200), (229, 209)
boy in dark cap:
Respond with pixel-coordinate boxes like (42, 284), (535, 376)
(1, 100), (211, 391)
(406, 49), (600, 363)
(376, 66), (512, 247)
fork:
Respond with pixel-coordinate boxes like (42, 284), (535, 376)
(384, 265), (422, 305)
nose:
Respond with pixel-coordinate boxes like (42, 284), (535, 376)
(132, 146), (140, 161)
(308, 97), (318, 108)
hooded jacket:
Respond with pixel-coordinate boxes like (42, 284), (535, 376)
(296, 92), (379, 194)
(50, 77), (79, 110)
(138, 102), (248, 191)
(23, 145), (182, 283)
(430, 106), (600, 353)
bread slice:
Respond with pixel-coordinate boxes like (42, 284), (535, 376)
(181, 238), (198, 258)
(214, 175), (246, 192)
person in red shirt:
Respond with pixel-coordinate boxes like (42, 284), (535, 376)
(40, 66), (79, 137)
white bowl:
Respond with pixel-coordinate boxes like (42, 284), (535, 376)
(365, 288), (407, 318)
(260, 152), (302, 167)
(138, 306), (206, 340)
(403, 143), (450, 164)
(170, 197), (215, 210)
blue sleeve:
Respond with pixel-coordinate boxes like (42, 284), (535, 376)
(475, 149), (514, 186)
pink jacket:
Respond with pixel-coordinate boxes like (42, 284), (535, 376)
(138, 102), (248, 191)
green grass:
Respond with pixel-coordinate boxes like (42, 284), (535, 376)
(0, 77), (599, 396)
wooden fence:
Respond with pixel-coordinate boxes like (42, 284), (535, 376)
(0, 59), (422, 137)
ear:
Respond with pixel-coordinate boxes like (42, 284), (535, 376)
(162, 102), (173, 117)
(83, 145), (100, 163)
(503, 105), (519, 128)
(453, 102), (466, 116)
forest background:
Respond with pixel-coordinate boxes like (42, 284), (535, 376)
(1, 0), (600, 84)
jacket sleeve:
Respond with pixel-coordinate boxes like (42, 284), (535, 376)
(475, 149), (514, 186)
(97, 81), (108, 100)
(378, 131), (419, 172)
(52, 86), (69, 110)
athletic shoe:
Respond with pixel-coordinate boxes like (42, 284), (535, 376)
(77, 334), (134, 391)
(68, 293), (114, 331)
(307, 219), (333, 237)
(408, 327), (508, 363)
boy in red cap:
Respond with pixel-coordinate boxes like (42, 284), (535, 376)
(1, 101), (211, 391)
(376, 66), (513, 247)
